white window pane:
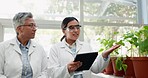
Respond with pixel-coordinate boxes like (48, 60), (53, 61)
(4, 28), (16, 41)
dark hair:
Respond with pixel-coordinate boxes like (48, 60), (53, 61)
(60, 17), (79, 41)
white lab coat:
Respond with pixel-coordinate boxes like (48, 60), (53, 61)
(48, 39), (109, 78)
(0, 38), (48, 78)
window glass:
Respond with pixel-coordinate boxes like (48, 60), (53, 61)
(4, 28), (16, 41)
(0, 0), (80, 21)
(83, 0), (137, 24)
(35, 29), (63, 55)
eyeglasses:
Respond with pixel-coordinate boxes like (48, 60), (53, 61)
(20, 23), (38, 29)
(64, 25), (81, 32)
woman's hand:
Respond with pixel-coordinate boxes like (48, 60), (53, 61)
(102, 44), (121, 58)
(67, 61), (82, 73)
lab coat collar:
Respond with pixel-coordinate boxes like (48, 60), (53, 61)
(10, 37), (36, 55)
(61, 39), (83, 53)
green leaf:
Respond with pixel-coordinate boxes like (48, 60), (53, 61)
(122, 64), (127, 72)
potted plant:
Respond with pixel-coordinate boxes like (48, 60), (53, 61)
(97, 31), (127, 77)
(125, 26), (148, 78)
(97, 37), (116, 75)
(122, 26), (148, 78)
(119, 29), (137, 78)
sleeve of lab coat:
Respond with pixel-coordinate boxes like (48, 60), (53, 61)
(0, 43), (7, 78)
(90, 53), (110, 74)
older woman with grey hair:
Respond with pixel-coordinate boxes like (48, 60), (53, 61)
(0, 12), (48, 78)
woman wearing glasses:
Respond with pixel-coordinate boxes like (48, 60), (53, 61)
(48, 17), (120, 78)
(0, 12), (48, 78)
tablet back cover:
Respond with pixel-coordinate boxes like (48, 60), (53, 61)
(74, 52), (98, 71)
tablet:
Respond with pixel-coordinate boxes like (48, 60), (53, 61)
(74, 52), (98, 71)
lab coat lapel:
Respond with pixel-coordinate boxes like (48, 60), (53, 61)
(11, 38), (22, 55)
(61, 40), (73, 54)
(13, 43), (22, 55)
(61, 39), (83, 54)
(65, 46), (72, 53)
(76, 40), (83, 53)
(62, 43), (72, 55)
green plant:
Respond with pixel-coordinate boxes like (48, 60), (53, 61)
(122, 30), (138, 56)
(97, 31), (127, 72)
(98, 38), (118, 55)
(115, 57), (127, 72)
(97, 31), (124, 55)
(137, 26), (148, 56)
(123, 26), (148, 57)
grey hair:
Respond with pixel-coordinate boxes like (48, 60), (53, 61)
(12, 12), (33, 34)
